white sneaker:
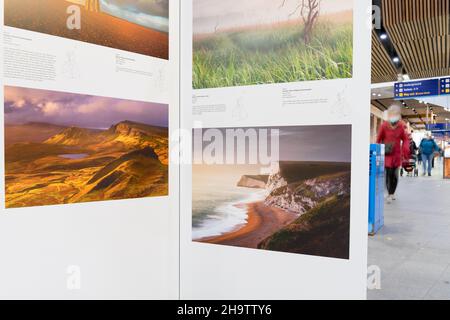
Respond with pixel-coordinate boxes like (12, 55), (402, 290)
(386, 195), (392, 203)
(391, 195), (396, 201)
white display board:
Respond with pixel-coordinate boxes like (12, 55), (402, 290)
(180, 0), (371, 299)
(0, 0), (179, 299)
(0, 0), (371, 300)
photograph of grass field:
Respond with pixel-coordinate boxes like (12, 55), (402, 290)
(4, 0), (169, 59)
(193, 125), (352, 259)
(193, 0), (353, 89)
(4, 86), (169, 209)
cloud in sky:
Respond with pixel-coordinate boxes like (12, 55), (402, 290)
(100, 0), (169, 33)
(195, 126), (351, 163)
(279, 125), (352, 162)
(5, 86), (168, 129)
(194, 0), (353, 34)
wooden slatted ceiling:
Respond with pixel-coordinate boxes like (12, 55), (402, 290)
(382, 0), (450, 79)
(375, 97), (450, 124)
(372, 30), (399, 83)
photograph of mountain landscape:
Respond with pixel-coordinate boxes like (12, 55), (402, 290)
(4, 86), (169, 208)
(192, 125), (352, 259)
(4, 0), (169, 59)
(193, 0), (353, 89)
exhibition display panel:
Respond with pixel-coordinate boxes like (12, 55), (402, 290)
(181, 0), (371, 300)
(1, 0), (372, 300)
(0, 0), (179, 299)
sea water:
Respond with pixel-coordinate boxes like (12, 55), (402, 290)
(192, 164), (267, 240)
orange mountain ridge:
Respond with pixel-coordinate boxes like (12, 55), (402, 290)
(5, 120), (169, 208)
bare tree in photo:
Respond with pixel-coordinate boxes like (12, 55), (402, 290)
(280, 0), (322, 44)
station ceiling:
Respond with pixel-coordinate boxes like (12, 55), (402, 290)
(372, 0), (450, 84)
(372, 93), (450, 129)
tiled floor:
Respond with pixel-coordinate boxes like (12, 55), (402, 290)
(368, 159), (450, 300)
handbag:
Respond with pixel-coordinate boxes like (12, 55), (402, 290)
(385, 142), (394, 155)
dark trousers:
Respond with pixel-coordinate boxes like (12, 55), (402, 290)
(385, 167), (399, 195)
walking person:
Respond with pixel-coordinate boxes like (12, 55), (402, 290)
(405, 132), (418, 177)
(419, 133), (441, 176)
(377, 105), (410, 203)
(417, 148), (422, 166)
(400, 133), (417, 177)
(409, 133), (418, 157)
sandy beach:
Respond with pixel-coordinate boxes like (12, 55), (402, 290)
(5, 0), (169, 59)
(197, 201), (298, 249)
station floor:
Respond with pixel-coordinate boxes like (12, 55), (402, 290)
(368, 159), (450, 300)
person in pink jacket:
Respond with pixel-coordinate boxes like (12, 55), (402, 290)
(377, 105), (410, 203)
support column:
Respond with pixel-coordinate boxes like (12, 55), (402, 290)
(372, 116), (378, 143)
(85, 0), (100, 12)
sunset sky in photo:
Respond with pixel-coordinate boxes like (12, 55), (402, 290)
(5, 86), (168, 129)
(100, 0), (169, 32)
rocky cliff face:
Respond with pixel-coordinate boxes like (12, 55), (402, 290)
(266, 171), (288, 192)
(237, 175), (268, 189)
(109, 121), (147, 138)
(234, 161), (352, 259)
(259, 165), (352, 260)
(264, 171), (350, 215)
(107, 121), (169, 165)
(44, 127), (100, 146)
(237, 162), (350, 216)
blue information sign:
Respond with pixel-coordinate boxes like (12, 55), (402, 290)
(426, 123), (449, 131)
(440, 77), (450, 95)
(431, 131), (450, 140)
(394, 79), (440, 99)
(426, 124), (450, 139)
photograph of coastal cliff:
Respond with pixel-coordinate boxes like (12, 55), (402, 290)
(4, 86), (168, 208)
(4, 0), (169, 60)
(193, 0), (353, 89)
(192, 125), (352, 259)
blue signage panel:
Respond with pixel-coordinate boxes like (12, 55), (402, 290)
(426, 123), (449, 131)
(427, 124), (450, 140)
(394, 79), (440, 99)
(432, 131), (450, 140)
(441, 77), (450, 95)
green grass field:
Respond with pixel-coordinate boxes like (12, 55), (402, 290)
(193, 22), (353, 89)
